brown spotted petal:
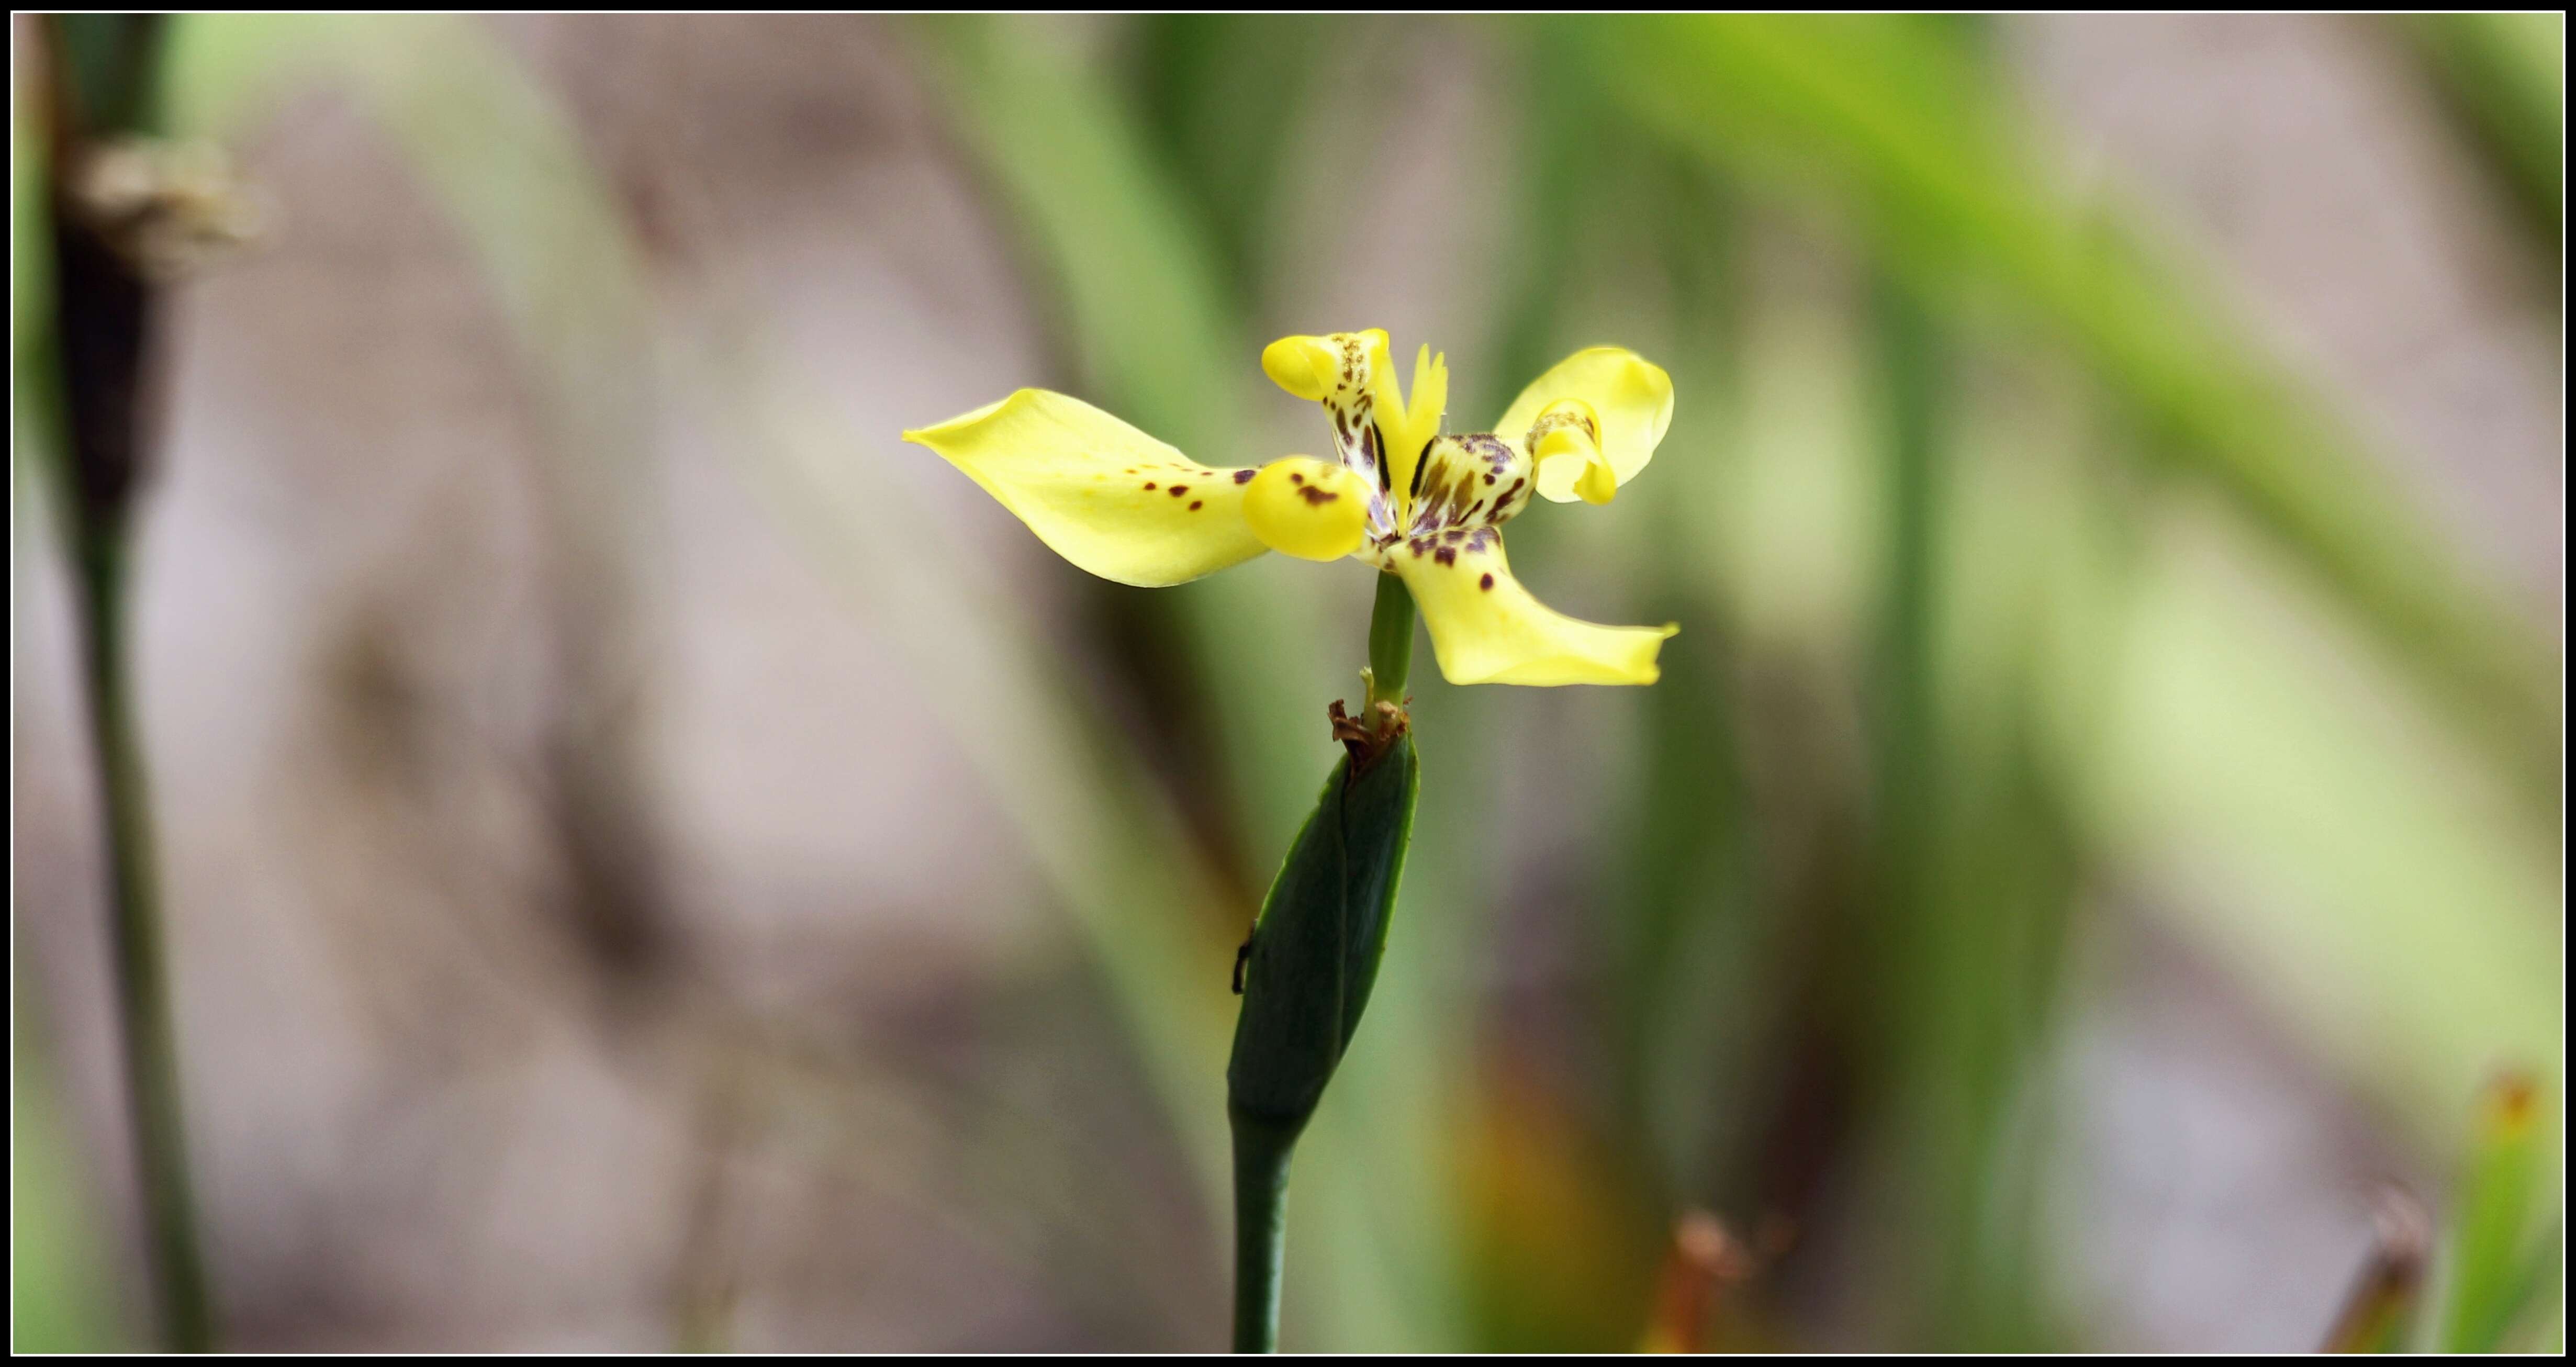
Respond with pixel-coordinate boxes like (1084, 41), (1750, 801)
(1263, 330), (1402, 538)
(1389, 525), (1675, 686)
(903, 389), (1267, 587)
(1399, 433), (1536, 539)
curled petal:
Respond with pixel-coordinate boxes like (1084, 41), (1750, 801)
(1390, 527), (1675, 686)
(904, 389), (1264, 587)
(1494, 348), (1674, 503)
(1529, 399), (1618, 506)
(1261, 334), (1344, 402)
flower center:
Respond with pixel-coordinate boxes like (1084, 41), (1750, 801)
(1403, 434), (1532, 537)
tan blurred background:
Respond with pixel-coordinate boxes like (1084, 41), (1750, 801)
(12, 14), (2563, 1352)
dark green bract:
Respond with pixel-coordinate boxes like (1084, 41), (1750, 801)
(1227, 736), (1417, 1126)
(1225, 731), (1418, 1351)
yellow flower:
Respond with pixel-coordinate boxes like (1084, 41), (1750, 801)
(904, 331), (1678, 686)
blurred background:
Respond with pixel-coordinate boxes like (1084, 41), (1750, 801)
(9, 13), (2564, 1352)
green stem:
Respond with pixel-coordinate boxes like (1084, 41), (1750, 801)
(42, 15), (208, 1349)
(1229, 1105), (1298, 1352)
(73, 524), (212, 1352)
(1364, 572), (1415, 709)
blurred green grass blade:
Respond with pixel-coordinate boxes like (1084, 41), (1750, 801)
(909, 15), (1338, 869)
(2402, 13), (2565, 242)
(1585, 14), (2559, 808)
(1480, 21), (1611, 420)
(2440, 1075), (2551, 1351)
(1865, 24), (2066, 1345)
(1130, 15), (1334, 309)
(1869, 274), (1940, 958)
(2470, 1216), (2563, 1354)
(12, 1011), (126, 1351)
(1866, 275), (1956, 1341)
(1585, 141), (1774, 1217)
(1875, 279), (2077, 1350)
(2066, 516), (2564, 1142)
(909, 16), (1237, 456)
(1616, 615), (1758, 1199)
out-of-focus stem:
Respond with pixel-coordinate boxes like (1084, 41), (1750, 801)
(43, 15), (210, 1348)
(1640, 1211), (1750, 1353)
(1364, 572), (1414, 710)
(1228, 1105), (1297, 1352)
(2321, 1187), (2429, 1352)
(72, 523), (212, 1352)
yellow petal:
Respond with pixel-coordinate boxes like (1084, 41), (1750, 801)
(904, 389), (1265, 588)
(1494, 347), (1674, 503)
(1244, 456), (1370, 562)
(1573, 453), (1618, 506)
(1390, 526), (1675, 686)
(1380, 343), (1448, 513)
(1530, 399), (1618, 506)
(1261, 334), (1344, 402)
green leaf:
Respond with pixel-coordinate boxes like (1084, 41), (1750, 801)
(1227, 734), (1420, 1131)
(2441, 1074), (2553, 1351)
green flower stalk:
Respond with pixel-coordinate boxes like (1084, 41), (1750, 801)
(908, 327), (1680, 1349)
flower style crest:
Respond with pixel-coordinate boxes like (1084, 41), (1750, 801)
(904, 332), (1678, 686)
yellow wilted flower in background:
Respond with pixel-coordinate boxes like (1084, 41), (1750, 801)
(905, 329), (1678, 686)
